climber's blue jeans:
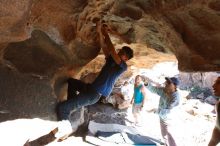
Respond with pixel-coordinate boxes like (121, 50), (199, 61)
(57, 78), (101, 120)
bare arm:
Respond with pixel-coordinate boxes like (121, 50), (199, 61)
(99, 23), (121, 64)
(130, 95), (134, 104)
(97, 22), (109, 57)
(141, 86), (147, 107)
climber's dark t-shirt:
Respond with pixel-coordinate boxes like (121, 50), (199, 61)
(91, 56), (127, 97)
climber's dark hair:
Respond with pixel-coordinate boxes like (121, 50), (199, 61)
(120, 46), (134, 60)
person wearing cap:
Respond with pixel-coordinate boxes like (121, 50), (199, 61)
(208, 77), (220, 146)
(145, 76), (180, 146)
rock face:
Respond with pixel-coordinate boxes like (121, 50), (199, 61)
(179, 72), (219, 90)
(0, 0), (220, 121)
